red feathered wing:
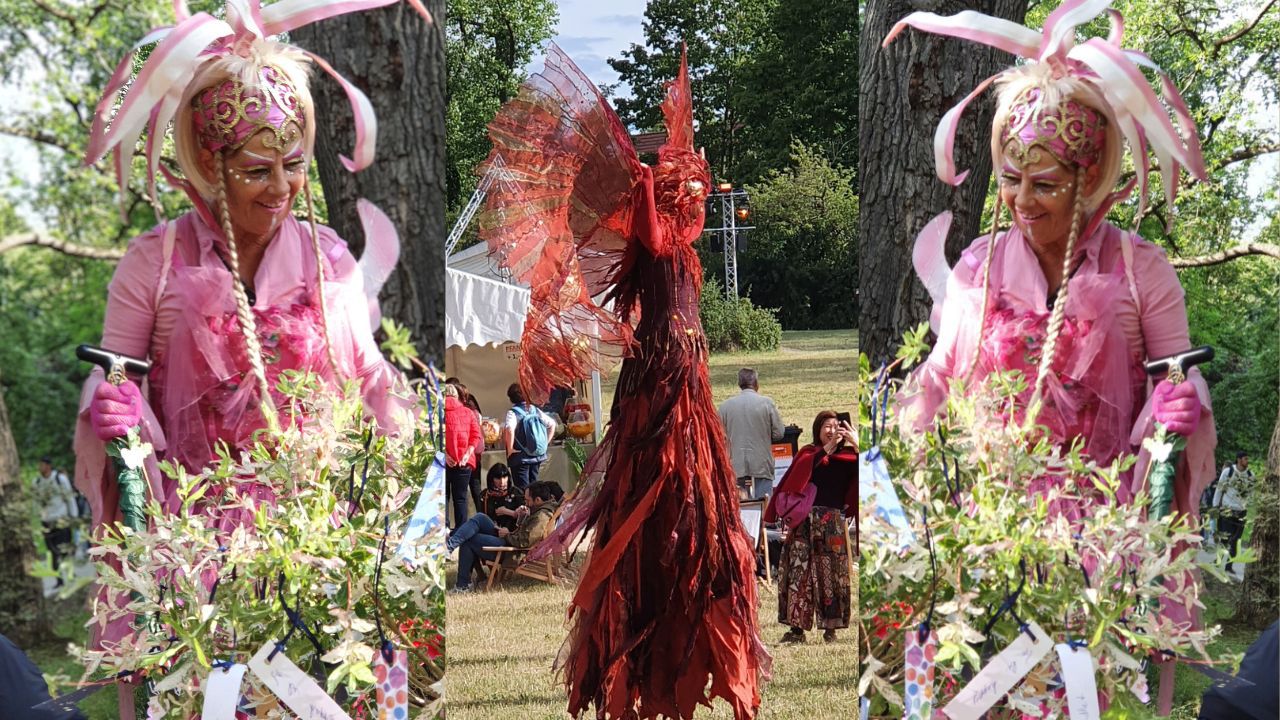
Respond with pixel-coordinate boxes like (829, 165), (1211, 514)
(477, 43), (641, 402)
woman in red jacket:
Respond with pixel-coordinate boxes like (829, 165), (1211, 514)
(764, 410), (858, 643)
(444, 382), (483, 527)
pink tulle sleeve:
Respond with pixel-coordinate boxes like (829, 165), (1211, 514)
(319, 228), (416, 434)
(73, 230), (172, 531)
(1125, 240), (1216, 518)
(899, 235), (991, 430)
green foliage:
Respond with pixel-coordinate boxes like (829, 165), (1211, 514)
(444, 0), (558, 227)
(859, 348), (1233, 717)
(699, 276), (782, 352)
(76, 377), (445, 716)
(607, 0), (855, 184)
(738, 141), (858, 330)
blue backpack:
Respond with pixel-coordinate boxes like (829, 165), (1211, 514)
(512, 404), (549, 458)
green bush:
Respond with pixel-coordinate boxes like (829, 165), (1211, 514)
(700, 277), (782, 353)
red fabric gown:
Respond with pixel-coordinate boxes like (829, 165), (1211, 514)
(479, 44), (769, 720)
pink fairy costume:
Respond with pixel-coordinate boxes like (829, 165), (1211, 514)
(74, 0), (413, 664)
(886, 0), (1217, 697)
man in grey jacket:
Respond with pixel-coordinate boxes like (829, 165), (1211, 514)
(718, 368), (785, 501)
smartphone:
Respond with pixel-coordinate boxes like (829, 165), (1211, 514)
(835, 411), (852, 426)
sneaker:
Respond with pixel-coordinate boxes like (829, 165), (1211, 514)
(447, 585), (473, 595)
(823, 629), (837, 643)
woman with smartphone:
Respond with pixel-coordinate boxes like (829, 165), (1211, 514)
(765, 410), (858, 643)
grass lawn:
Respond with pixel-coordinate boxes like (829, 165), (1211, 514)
(444, 569), (858, 719)
(601, 329), (860, 434)
(447, 329), (860, 718)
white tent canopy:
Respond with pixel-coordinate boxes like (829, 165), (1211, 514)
(445, 246), (605, 440)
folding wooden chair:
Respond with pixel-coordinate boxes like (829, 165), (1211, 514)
(739, 498), (771, 585)
(479, 505), (581, 591)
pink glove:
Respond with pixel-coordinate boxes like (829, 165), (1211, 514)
(1152, 380), (1201, 437)
(89, 380), (142, 442)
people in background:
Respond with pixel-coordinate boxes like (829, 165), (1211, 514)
(446, 480), (562, 592)
(503, 383), (554, 489)
(718, 368), (785, 501)
(480, 463), (523, 533)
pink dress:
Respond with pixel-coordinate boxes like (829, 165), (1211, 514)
(904, 221), (1216, 624)
(73, 210), (411, 647)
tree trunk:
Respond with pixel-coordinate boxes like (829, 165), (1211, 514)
(0, 379), (50, 643)
(1235, 352), (1279, 627)
(858, 0), (1028, 365)
(292, 3), (447, 367)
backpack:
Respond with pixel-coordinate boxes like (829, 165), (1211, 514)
(512, 404), (549, 458)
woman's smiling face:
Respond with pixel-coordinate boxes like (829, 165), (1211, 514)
(205, 128), (308, 242)
(997, 152), (1080, 251)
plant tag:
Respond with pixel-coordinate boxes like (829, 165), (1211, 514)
(201, 663), (247, 720)
(942, 622), (1053, 720)
(1055, 644), (1100, 720)
(373, 647), (411, 719)
(396, 453), (446, 564)
(248, 640), (352, 720)
(903, 628), (936, 720)
(859, 449), (915, 550)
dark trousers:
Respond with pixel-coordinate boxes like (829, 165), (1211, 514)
(447, 466), (474, 528)
(1219, 510), (1246, 557)
(508, 453), (542, 489)
(468, 469), (483, 518)
(42, 523), (72, 572)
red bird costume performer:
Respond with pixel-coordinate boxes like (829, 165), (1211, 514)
(477, 45), (770, 719)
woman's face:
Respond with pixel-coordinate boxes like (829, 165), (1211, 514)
(818, 418), (840, 445)
(204, 129), (308, 243)
(492, 474), (509, 492)
(997, 151), (1084, 253)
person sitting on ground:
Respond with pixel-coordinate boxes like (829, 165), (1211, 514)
(446, 480), (562, 591)
(480, 463), (523, 533)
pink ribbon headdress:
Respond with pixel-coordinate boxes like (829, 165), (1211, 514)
(883, 0), (1207, 224)
(84, 0), (434, 217)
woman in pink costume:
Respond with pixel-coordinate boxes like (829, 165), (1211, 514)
(74, 2), (412, 714)
(887, 1), (1216, 713)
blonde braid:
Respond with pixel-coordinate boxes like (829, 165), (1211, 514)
(964, 193), (1006, 381)
(215, 153), (279, 424)
(303, 177), (343, 382)
(1028, 165), (1087, 416)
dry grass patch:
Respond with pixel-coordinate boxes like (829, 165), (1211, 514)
(445, 565), (858, 718)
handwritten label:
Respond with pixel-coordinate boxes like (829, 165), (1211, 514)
(373, 647), (410, 719)
(248, 640), (352, 720)
(903, 629), (936, 720)
(201, 663), (247, 720)
(1055, 644), (1101, 720)
(859, 449), (915, 550)
(942, 622), (1053, 720)
(396, 453), (446, 565)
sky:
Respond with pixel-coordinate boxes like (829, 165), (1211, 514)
(546, 0), (648, 95)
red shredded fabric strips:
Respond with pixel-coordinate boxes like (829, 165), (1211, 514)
(479, 43), (771, 719)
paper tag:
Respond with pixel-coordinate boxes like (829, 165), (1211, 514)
(373, 647), (411, 719)
(942, 622), (1053, 720)
(248, 640), (352, 720)
(859, 449), (915, 550)
(1055, 644), (1101, 720)
(903, 628), (937, 720)
(201, 663), (248, 720)
(396, 453), (446, 564)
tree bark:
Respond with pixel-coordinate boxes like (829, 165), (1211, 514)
(858, 0), (1028, 365)
(0, 378), (50, 643)
(292, 2), (447, 367)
